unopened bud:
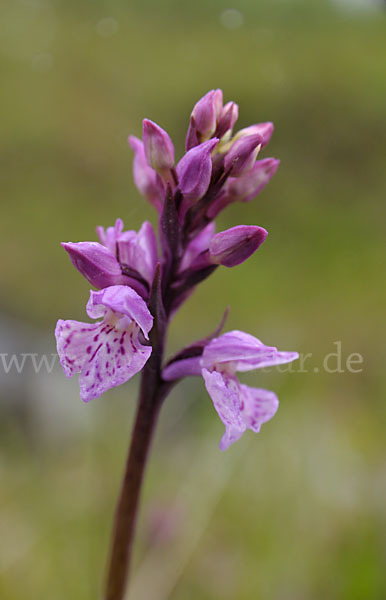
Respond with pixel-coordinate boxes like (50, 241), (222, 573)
(62, 242), (126, 289)
(216, 101), (239, 138)
(224, 134), (262, 176)
(227, 158), (280, 202)
(186, 89), (223, 149)
(234, 122), (274, 148)
(142, 119), (175, 175)
(129, 136), (165, 212)
(209, 225), (268, 267)
(176, 138), (219, 200)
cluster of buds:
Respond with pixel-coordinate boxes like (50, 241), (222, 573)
(56, 90), (297, 450)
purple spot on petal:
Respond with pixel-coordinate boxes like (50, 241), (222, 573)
(89, 343), (103, 362)
(87, 345), (92, 353)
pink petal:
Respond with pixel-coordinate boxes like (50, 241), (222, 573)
(55, 318), (151, 402)
(201, 330), (298, 372)
(202, 369), (246, 451)
(239, 385), (279, 432)
(96, 218), (124, 254)
(86, 286), (153, 339)
(118, 221), (158, 285)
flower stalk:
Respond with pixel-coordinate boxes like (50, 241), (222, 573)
(104, 357), (169, 600)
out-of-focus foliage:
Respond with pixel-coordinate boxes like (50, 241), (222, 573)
(0, 1), (385, 599)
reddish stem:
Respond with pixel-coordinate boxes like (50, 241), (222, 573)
(103, 361), (171, 600)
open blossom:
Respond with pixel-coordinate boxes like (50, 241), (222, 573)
(162, 331), (299, 450)
(55, 286), (153, 402)
(62, 219), (158, 300)
(98, 219), (158, 287)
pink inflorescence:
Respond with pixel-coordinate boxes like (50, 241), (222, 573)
(55, 89), (298, 449)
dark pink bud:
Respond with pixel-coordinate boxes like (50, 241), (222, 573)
(186, 89), (223, 149)
(234, 122), (274, 148)
(224, 134), (262, 176)
(142, 119), (175, 174)
(216, 101), (239, 138)
(227, 158), (280, 202)
(62, 242), (127, 289)
(185, 116), (199, 152)
(209, 225), (268, 267)
(176, 138), (219, 200)
(129, 136), (165, 212)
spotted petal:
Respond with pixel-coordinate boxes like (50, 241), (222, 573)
(55, 286), (153, 402)
(238, 385), (279, 434)
(86, 286), (153, 339)
(202, 369), (246, 451)
(202, 368), (279, 450)
(55, 318), (151, 402)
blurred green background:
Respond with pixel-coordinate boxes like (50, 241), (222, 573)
(1, 0), (385, 598)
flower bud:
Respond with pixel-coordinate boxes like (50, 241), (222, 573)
(179, 222), (216, 272)
(62, 242), (126, 289)
(176, 138), (219, 200)
(129, 136), (165, 212)
(186, 89), (223, 149)
(224, 134), (262, 176)
(234, 122), (274, 148)
(209, 225), (268, 267)
(216, 101), (239, 138)
(227, 158), (280, 202)
(142, 119), (175, 174)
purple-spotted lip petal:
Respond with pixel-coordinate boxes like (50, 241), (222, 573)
(55, 315), (152, 402)
(202, 367), (281, 450)
(238, 384), (279, 433)
(202, 368), (246, 450)
(86, 286), (153, 339)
